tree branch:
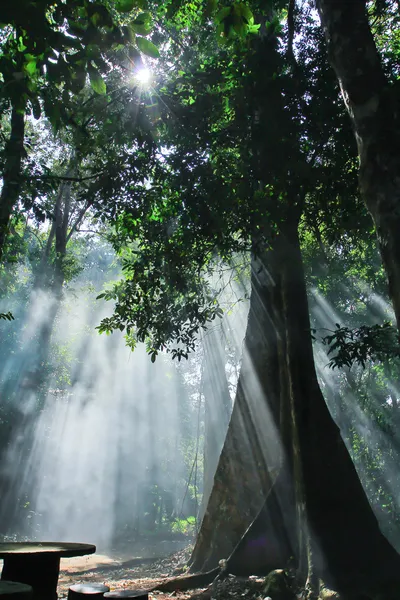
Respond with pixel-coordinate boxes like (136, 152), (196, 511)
(287, 0), (296, 65)
(66, 200), (92, 243)
(71, 228), (108, 238)
(26, 172), (104, 183)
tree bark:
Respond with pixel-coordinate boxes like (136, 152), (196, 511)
(191, 218), (400, 593)
(271, 221), (400, 590)
(0, 107), (25, 262)
(315, 0), (400, 330)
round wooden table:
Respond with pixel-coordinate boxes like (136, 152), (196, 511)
(0, 543), (96, 600)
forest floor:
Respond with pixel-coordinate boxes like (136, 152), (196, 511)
(58, 545), (193, 598)
(57, 545), (272, 600)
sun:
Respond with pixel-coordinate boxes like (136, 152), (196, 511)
(135, 67), (152, 87)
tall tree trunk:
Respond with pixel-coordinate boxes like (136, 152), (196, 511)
(33, 167), (74, 381)
(270, 221), (400, 590)
(0, 107), (25, 262)
(191, 218), (400, 592)
(315, 0), (400, 330)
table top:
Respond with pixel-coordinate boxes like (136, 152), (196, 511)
(0, 542), (96, 558)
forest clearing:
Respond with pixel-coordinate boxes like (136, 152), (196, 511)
(1, 1), (400, 599)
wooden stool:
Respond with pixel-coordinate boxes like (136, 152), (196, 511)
(68, 584), (110, 600)
(0, 581), (33, 600)
(104, 591), (149, 600)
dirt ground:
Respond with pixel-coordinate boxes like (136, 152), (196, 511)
(58, 546), (199, 600)
(56, 546), (270, 600)
(0, 542), (296, 600)
(53, 546), (400, 600)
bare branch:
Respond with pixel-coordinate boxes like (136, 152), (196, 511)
(66, 200), (93, 243)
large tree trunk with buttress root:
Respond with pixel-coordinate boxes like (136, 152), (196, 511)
(191, 219), (400, 593)
(0, 107), (25, 262)
(277, 221), (400, 590)
(200, 328), (232, 521)
(315, 0), (400, 331)
(189, 248), (288, 573)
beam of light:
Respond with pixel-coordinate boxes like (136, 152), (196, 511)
(190, 253), (300, 571)
(311, 290), (400, 552)
(0, 274), (198, 555)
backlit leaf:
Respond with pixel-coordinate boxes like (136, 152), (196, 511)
(88, 64), (106, 94)
(130, 12), (152, 35)
(24, 58), (37, 76)
(136, 36), (160, 58)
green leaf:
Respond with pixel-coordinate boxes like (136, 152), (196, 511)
(88, 4), (114, 29)
(234, 3), (254, 23)
(115, 0), (135, 12)
(17, 37), (27, 52)
(70, 66), (87, 93)
(248, 23), (261, 34)
(136, 36), (160, 58)
(88, 64), (106, 94)
(24, 57), (37, 76)
(130, 12), (152, 35)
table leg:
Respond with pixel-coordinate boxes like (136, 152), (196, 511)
(1, 554), (60, 600)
